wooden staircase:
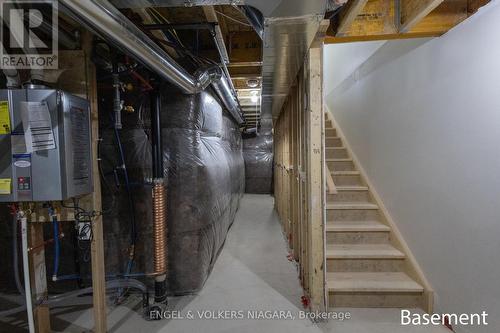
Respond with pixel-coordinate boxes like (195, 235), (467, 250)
(324, 115), (432, 311)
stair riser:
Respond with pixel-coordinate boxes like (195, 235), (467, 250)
(327, 258), (404, 272)
(329, 292), (424, 309)
(327, 231), (389, 244)
(327, 160), (355, 171)
(328, 209), (381, 221)
(332, 174), (364, 186)
(325, 128), (337, 137)
(326, 149), (348, 159)
(326, 137), (343, 147)
(328, 191), (371, 202)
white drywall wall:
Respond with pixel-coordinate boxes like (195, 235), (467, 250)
(323, 40), (386, 95)
(324, 2), (500, 333)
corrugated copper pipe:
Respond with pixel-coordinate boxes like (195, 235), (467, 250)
(152, 178), (167, 277)
(150, 90), (167, 305)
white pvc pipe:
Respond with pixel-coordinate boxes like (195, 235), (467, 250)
(20, 212), (35, 333)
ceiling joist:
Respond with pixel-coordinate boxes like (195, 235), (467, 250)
(336, 0), (370, 36)
(326, 0), (487, 44)
(400, 0), (445, 32)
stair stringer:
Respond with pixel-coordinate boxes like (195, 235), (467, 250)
(325, 107), (434, 313)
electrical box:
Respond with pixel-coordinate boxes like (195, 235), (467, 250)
(0, 88), (92, 202)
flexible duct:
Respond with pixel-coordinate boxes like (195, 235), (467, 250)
(59, 0), (245, 124)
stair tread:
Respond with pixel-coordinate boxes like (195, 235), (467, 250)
(327, 272), (424, 293)
(332, 171), (360, 175)
(336, 185), (368, 191)
(326, 220), (390, 232)
(327, 202), (378, 210)
(328, 158), (353, 162)
(326, 147), (346, 150)
(326, 243), (405, 259)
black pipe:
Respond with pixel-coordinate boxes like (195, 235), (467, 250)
(154, 281), (167, 304)
(150, 88), (167, 305)
(151, 90), (163, 178)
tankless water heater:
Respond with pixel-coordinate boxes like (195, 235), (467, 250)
(0, 88), (92, 202)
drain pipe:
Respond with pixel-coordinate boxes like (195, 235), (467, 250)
(58, 0), (245, 124)
(19, 210), (35, 333)
(151, 90), (168, 305)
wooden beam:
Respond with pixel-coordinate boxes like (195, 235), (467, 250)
(336, 0), (369, 36)
(228, 61), (262, 67)
(29, 223), (51, 333)
(203, 6), (230, 64)
(467, 0), (491, 14)
(81, 32), (107, 333)
(311, 19), (331, 48)
(411, 0), (468, 34)
(325, 31), (444, 43)
(400, 0), (445, 32)
(307, 46), (326, 312)
(325, 0), (470, 43)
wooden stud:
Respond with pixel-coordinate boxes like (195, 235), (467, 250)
(306, 46), (326, 312)
(28, 223), (51, 333)
(400, 0), (445, 32)
(273, 29), (327, 311)
(81, 31), (107, 333)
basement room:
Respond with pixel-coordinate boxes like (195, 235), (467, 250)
(0, 0), (498, 333)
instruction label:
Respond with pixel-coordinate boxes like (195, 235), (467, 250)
(20, 101), (56, 152)
(0, 101), (10, 134)
(0, 179), (12, 195)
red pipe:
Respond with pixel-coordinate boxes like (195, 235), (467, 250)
(125, 56), (154, 91)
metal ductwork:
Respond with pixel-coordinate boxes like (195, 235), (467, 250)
(108, 0), (341, 127)
(59, 0), (245, 124)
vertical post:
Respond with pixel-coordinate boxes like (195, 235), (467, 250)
(306, 46), (326, 312)
(20, 212), (35, 333)
(29, 222), (51, 333)
(81, 32), (107, 333)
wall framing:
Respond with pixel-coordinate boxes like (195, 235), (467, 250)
(274, 43), (327, 311)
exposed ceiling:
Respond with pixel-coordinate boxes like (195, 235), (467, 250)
(325, 0), (491, 43)
(84, 0), (491, 132)
(111, 0), (333, 132)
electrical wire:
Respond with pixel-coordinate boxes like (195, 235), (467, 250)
(61, 199), (98, 264)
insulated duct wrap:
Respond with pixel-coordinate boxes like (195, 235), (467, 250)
(161, 87), (244, 294)
(100, 87), (244, 294)
(243, 123), (273, 194)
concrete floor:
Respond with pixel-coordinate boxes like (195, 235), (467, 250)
(1, 194), (451, 333)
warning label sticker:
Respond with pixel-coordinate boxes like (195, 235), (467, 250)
(0, 179), (12, 195)
(0, 101), (11, 134)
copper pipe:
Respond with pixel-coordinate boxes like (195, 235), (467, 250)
(152, 179), (167, 276)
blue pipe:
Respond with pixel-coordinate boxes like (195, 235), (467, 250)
(111, 117), (137, 278)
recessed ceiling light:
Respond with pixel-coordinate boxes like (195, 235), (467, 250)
(246, 79), (259, 88)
